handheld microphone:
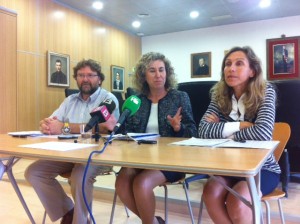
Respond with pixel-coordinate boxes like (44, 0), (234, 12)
(112, 95), (141, 134)
(84, 99), (116, 132)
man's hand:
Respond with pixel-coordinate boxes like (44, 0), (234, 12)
(39, 117), (63, 135)
(167, 107), (182, 132)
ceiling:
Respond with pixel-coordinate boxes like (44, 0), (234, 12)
(55, 0), (300, 36)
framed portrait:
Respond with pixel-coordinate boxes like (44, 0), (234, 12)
(266, 36), (300, 80)
(191, 52), (211, 78)
(47, 51), (70, 87)
(111, 65), (125, 92)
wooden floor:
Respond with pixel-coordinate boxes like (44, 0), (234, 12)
(1, 158), (300, 224)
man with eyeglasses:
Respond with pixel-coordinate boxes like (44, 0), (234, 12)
(25, 59), (120, 224)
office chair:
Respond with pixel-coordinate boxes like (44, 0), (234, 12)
(197, 122), (291, 224)
(111, 91), (125, 114)
(125, 87), (137, 99)
(65, 88), (80, 97)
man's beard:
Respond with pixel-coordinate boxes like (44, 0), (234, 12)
(79, 83), (98, 95)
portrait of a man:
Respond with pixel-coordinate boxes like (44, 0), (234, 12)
(51, 59), (67, 84)
(48, 52), (70, 87)
(273, 44), (295, 74)
(113, 72), (123, 90)
(191, 52), (211, 78)
(195, 57), (209, 75)
(111, 65), (125, 92)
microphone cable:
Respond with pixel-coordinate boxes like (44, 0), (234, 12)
(81, 132), (114, 224)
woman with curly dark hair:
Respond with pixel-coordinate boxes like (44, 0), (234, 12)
(115, 52), (197, 224)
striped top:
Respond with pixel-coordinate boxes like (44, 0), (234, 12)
(198, 84), (281, 174)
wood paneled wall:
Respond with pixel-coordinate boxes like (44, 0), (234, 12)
(0, 0), (141, 131)
(0, 7), (17, 133)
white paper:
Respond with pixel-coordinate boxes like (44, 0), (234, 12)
(8, 131), (44, 137)
(170, 137), (279, 150)
(170, 137), (230, 147)
(19, 141), (98, 151)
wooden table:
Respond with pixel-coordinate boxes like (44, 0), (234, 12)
(0, 134), (277, 224)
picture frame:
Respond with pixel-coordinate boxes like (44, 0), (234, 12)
(191, 52), (211, 78)
(266, 36), (300, 80)
(111, 65), (125, 92)
(47, 51), (70, 87)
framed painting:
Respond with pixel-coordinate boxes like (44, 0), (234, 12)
(47, 51), (70, 87)
(111, 65), (125, 92)
(191, 52), (211, 78)
(266, 36), (300, 80)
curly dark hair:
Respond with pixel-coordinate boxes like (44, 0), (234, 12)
(133, 52), (177, 95)
(73, 59), (105, 81)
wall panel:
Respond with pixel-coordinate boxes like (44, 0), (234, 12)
(0, 0), (141, 131)
(0, 8), (17, 133)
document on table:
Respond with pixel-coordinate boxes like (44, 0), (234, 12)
(19, 142), (98, 151)
(8, 131), (44, 137)
(170, 137), (279, 150)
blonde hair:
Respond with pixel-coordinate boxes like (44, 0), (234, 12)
(211, 46), (266, 120)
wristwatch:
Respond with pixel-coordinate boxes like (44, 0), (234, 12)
(61, 121), (71, 135)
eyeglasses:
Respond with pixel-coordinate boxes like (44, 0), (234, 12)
(77, 74), (98, 79)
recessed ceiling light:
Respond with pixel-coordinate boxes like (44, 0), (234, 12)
(259, 0), (271, 8)
(132, 21), (141, 28)
(190, 11), (199, 19)
(92, 1), (103, 10)
(136, 32), (144, 36)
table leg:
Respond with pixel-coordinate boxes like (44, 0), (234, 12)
(246, 176), (261, 224)
(5, 157), (36, 224)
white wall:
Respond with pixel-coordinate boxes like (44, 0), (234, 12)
(142, 15), (300, 83)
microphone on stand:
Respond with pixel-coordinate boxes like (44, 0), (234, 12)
(84, 98), (116, 133)
(112, 95), (141, 134)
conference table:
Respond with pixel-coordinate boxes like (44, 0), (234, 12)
(0, 134), (278, 224)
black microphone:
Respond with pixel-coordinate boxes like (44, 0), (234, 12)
(84, 98), (116, 132)
(112, 95), (141, 134)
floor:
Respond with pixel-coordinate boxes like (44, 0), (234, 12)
(1, 158), (300, 224)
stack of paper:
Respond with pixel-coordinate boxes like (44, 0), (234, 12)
(170, 137), (279, 150)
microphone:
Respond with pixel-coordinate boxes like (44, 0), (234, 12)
(112, 95), (141, 134)
(84, 98), (116, 132)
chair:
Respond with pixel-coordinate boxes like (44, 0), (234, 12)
(261, 122), (291, 224)
(112, 91), (125, 114)
(65, 88), (80, 97)
(197, 122), (291, 224)
(125, 87), (137, 99)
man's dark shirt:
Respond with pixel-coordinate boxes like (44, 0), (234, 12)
(51, 71), (67, 84)
(195, 64), (209, 75)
